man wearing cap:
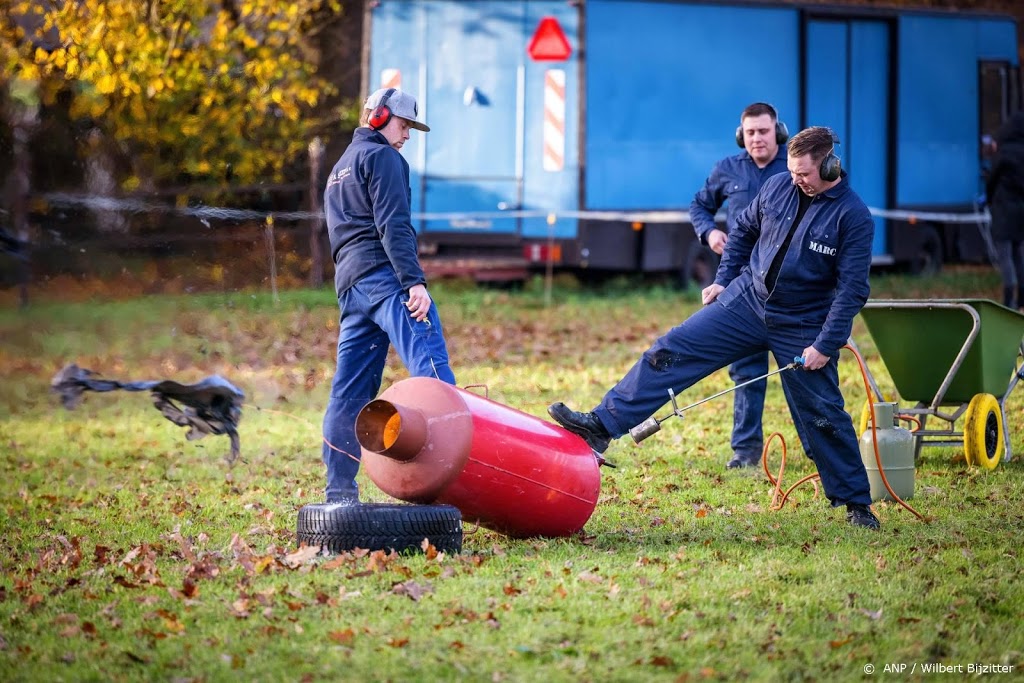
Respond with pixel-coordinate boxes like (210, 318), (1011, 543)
(320, 87), (456, 504)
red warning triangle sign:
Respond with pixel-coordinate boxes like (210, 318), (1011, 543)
(527, 16), (571, 61)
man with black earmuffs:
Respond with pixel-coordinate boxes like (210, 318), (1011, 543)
(690, 102), (792, 470)
(549, 126), (881, 530)
(320, 87), (456, 505)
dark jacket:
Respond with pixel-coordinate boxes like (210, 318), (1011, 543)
(324, 128), (426, 295)
(716, 171), (874, 358)
(690, 147), (789, 243)
(986, 113), (1024, 242)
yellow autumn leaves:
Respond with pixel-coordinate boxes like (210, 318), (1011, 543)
(2, 0), (343, 188)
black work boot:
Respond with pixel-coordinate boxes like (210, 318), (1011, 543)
(846, 503), (880, 530)
(726, 452), (760, 469)
(548, 402), (611, 454)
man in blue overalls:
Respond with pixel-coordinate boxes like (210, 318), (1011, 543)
(690, 102), (791, 469)
(321, 88), (456, 504)
(550, 126), (880, 530)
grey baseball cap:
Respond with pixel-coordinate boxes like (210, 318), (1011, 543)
(365, 88), (430, 132)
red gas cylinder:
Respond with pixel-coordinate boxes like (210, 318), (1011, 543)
(354, 377), (601, 538)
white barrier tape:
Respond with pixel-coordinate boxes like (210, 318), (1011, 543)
(41, 193), (313, 222)
(868, 207), (989, 224)
(38, 193), (991, 227)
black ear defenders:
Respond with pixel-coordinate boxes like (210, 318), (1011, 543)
(735, 103), (790, 148)
(368, 88), (396, 130)
(820, 130), (842, 182)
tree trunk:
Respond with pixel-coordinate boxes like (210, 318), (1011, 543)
(8, 79), (40, 308)
(85, 128), (128, 233)
(308, 137), (326, 288)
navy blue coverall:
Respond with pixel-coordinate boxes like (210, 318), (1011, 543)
(690, 147), (789, 461)
(595, 171), (874, 507)
(321, 127), (455, 502)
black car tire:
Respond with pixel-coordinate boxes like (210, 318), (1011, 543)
(296, 502), (463, 554)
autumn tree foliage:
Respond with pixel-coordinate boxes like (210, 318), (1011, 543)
(1, 0), (344, 190)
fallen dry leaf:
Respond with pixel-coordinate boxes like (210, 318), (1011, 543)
(282, 544), (321, 569)
(392, 580), (434, 602)
(328, 628), (355, 645)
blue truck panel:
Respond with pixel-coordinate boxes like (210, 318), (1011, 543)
(585, 1), (800, 210)
(423, 0), (524, 235)
(368, 1), (429, 220)
(898, 16), (981, 207)
(366, 1), (1021, 279)
(521, 2), (580, 240)
(371, 0), (580, 241)
(849, 21), (892, 259)
(977, 18), (1020, 63)
(806, 19), (892, 258)
(805, 21), (849, 141)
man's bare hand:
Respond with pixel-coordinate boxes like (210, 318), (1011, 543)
(701, 283), (724, 305)
(707, 229), (728, 255)
(405, 284), (432, 322)
(800, 346), (830, 370)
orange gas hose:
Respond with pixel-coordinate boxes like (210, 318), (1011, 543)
(762, 430), (821, 510)
(761, 345), (926, 521)
(844, 343), (924, 521)
(897, 414), (922, 432)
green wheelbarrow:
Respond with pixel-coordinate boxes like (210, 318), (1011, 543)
(854, 299), (1024, 469)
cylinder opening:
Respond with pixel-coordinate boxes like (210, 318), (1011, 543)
(355, 399), (427, 461)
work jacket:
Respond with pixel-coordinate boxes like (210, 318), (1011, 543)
(690, 147), (789, 243)
(716, 171), (874, 358)
(325, 127), (426, 295)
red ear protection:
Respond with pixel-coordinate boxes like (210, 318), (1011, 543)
(368, 88), (396, 131)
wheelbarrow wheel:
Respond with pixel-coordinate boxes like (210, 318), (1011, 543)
(963, 393), (1004, 470)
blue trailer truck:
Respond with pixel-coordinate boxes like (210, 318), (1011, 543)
(364, 0), (1021, 283)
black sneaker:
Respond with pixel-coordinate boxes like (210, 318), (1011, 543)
(846, 503), (880, 530)
(726, 452), (760, 469)
(547, 402), (611, 454)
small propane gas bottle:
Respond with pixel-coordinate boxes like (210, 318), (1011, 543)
(859, 402), (915, 502)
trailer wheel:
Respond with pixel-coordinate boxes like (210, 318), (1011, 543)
(908, 225), (942, 276)
(296, 503), (463, 554)
(681, 241), (720, 290)
(963, 393), (1003, 469)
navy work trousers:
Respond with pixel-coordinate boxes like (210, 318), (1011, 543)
(592, 291), (870, 507)
(322, 265), (455, 502)
(728, 352), (768, 459)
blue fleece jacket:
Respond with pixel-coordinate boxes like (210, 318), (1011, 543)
(324, 127), (426, 295)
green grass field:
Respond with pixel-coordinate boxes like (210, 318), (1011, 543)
(2, 269), (1023, 681)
